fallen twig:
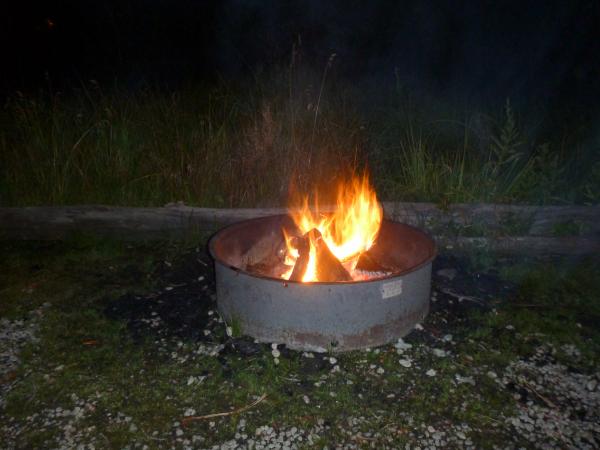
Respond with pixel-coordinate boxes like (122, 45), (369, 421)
(440, 288), (484, 304)
(181, 393), (268, 426)
(520, 380), (557, 409)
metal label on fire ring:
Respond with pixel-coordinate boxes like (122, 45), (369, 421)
(381, 279), (403, 299)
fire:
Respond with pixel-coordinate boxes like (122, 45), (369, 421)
(282, 174), (383, 282)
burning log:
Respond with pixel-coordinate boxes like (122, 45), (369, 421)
(242, 230), (288, 278)
(309, 229), (353, 282)
(288, 235), (310, 282)
(356, 250), (389, 273)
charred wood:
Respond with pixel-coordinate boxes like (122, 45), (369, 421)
(288, 234), (310, 282)
(309, 229), (353, 282)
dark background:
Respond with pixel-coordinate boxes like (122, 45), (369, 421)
(3, 0), (600, 126)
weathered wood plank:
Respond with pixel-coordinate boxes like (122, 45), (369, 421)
(0, 203), (598, 256)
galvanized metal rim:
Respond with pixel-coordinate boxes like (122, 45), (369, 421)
(208, 214), (437, 286)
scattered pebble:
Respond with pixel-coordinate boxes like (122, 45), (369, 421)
(432, 348), (447, 357)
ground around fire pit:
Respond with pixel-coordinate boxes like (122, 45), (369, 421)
(1, 236), (599, 449)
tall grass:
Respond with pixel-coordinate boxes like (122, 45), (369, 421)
(1, 70), (598, 207)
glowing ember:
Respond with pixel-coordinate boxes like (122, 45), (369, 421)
(282, 174), (383, 282)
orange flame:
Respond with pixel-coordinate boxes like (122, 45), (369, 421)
(282, 174), (383, 282)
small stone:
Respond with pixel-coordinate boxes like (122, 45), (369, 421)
(455, 374), (475, 385)
(394, 338), (413, 354)
(184, 408), (196, 416)
(272, 349), (281, 358)
(426, 369), (436, 377)
(442, 334), (453, 342)
(376, 367), (385, 374)
(456, 431), (466, 440)
(175, 428), (184, 437)
(436, 268), (457, 280)
(399, 359), (412, 368)
(271, 343), (278, 350)
(587, 379), (597, 391)
(187, 376), (195, 386)
(165, 286), (173, 291)
(329, 357), (337, 365)
(303, 395), (310, 404)
(432, 349), (446, 357)
(226, 326), (233, 337)
(273, 357), (280, 365)
(505, 325), (515, 331)
(414, 323), (424, 331)
(486, 371), (497, 379)
(427, 425), (435, 433)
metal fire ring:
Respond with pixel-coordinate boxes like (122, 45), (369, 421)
(209, 214), (436, 352)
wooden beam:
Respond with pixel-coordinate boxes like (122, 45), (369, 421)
(0, 203), (598, 256)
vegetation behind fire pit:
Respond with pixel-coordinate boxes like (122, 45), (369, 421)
(1, 236), (598, 448)
(1, 70), (598, 208)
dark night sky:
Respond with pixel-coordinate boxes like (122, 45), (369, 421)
(4, 0), (600, 123)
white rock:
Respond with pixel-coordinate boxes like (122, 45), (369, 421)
(376, 367), (385, 374)
(399, 359), (412, 368)
(455, 374), (475, 385)
(226, 326), (233, 337)
(426, 369), (437, 377)
(436, 268), (457, 280)
(271, 343), (278, 350)
(328, 357), (337, 365)
(432, 348), (446, 357)
(394, 338), (413, 354)
(414, 323), (424, 331)
(303, 395), (310, 404)
(271, 349), (281, 358)
(273, 358), (280, 365)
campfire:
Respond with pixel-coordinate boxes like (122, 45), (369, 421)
(209, 174), (436, 351)
(242, 174), (397, 282)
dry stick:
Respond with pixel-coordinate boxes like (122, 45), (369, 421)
(520, 380), (557, 409)
(181, 393), (268, 426)
(308, 53), (337, 168)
